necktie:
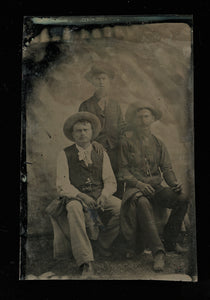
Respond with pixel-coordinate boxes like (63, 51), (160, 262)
(78, 149), (92, 166)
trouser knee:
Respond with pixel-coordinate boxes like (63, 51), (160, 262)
(105, 196), (121, 216)
(178, 193), (189, 204)
(66, 200), (83, 214)
(137, 196), (151, 209)
(175, 194), (189, 212)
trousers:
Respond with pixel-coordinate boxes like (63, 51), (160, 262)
(51, 195), (121, 267)
(136, 187), (189, 255)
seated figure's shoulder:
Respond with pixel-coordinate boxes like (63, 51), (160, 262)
(63, 144), (76, 156)
(64, 144), (74, 151)
(92, 141), (105, 157)
(151, 134), (165, 148)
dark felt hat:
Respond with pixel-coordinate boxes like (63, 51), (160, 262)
(85, 63), (115, 83)
(63, 112), (101, 141)
(125, 101), (162, 125)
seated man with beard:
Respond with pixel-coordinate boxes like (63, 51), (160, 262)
(118, 102), (189, 272)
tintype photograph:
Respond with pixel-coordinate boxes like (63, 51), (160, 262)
(20, 15), (196, 281)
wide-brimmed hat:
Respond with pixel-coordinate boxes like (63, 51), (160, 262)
(125, 101), (162, 126)
(85, 63), (115, 84)
(63, 112), (101, 141)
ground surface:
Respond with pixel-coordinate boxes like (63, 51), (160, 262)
(23, 234), (192, 281)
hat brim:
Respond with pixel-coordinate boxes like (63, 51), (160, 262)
(63, 112), (101, 142)
(125, 102), (162, 125)
(85, 64), (115, 84)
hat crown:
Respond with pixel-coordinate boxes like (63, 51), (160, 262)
(85, 63), (115, 83)
(125, 101), (162, 125)
(63, 112), (101, 142)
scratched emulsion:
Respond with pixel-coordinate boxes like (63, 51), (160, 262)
(23, 22), (193, 240)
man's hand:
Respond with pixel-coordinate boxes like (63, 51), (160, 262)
(92, 141), (106, 156)
(144, 176), (162, 187)
(136, 181), (155, 196)
(96, 195), (107, 211)
(171, 182), (182, 193)
(77, 193), (96, 209)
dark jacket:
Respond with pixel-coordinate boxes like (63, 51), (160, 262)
(118, 132), (177, 198)
(79, 94), (125, 150)
(118, 131), (178, 248)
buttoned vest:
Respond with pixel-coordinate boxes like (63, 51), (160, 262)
(64, 144), (104, 199)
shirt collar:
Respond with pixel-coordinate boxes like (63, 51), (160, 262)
(94, 92), (109, 102)
(76, 143), (92, 153)
(133, 129), (152, 139)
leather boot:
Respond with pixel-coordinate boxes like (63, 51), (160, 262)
(96, 240), (112, 257)
(174, 243), (188, 254)
(153, 251), (165, 272)
(97, 245), (112, 257)
(164, 242), (188, 254)
(81, 262), (95, 279)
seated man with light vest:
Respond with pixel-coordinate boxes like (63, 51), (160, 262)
(46, 112), (121, 278)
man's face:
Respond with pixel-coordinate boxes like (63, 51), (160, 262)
(135, 109), (155, 129)
(72, 121), (93, 145)
(92, 73), (110, 90)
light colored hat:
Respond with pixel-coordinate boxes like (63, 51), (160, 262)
(85, 63), (115, 83)
(63, 112), (101, 141)
(125, 101), (162, 125)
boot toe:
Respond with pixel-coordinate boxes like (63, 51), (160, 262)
(153, 252), (165, 272)
(81, 262), (95, 279)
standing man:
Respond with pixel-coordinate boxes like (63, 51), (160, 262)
(79, 63), (126, 197)
(118, 101), (189, 272)
(47, 112), (121, 278)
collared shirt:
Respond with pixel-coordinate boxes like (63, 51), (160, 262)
(56, 144), (117, 199)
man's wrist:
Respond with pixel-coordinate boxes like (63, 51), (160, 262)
(125, 179), (139, 188)
(76, 192), (86, 200)
(135, 180), (143, 188)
